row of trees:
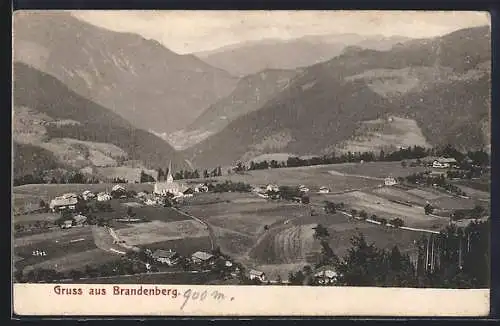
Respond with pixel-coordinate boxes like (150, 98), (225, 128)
(246, 145), (490, 172)
(404, 172), (467, 197)
(14, 171), (102, 187)
(209, 181), (252, 193)
(323, 201), (405, 228)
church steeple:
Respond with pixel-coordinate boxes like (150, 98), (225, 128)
(166, 161), (174, 183)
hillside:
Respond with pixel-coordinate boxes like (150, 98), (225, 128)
(195, 34), (410, 77)
(168, 69), (297, 149)
(13, 62), (188, 179)
(13, 11), (238, 134)
(184, 26), (491, 169)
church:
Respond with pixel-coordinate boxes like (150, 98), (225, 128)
(153, 161), (189, 197)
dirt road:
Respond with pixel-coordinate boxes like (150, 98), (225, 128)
(173, 207), (216, 250)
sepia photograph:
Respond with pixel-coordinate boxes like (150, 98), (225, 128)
(12, 10), (491, 316)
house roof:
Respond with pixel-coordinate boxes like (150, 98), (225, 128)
(249, 269), (265, 276)
(152, 249), (178, 259)
(437, 157), (457, 163)
(73, 214), (87, 223)
(63, 220), (73, 225)
(191, 251), (214, 261)
(62, 193), (78, 199)
(112, 185), (126, 192)
(50, 197), (78, 207)
(314, 270), (337, 278)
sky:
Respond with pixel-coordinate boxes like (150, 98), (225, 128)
(71, 11), (490, 54)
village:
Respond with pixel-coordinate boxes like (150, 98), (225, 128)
(13, 150), (490, 286)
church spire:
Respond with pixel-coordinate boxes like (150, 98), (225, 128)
(166, 161), (174, 183)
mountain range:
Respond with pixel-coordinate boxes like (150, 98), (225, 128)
(195, 34), (410, 77)
(13, 62), (188, 179)
(168, 69), (298, 149)
(184, 26), (491, 169)
(13, 11), (238, 134)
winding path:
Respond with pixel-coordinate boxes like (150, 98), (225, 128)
(171, 207), (216, 250)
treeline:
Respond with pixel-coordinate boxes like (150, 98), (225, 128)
(288, 220), (489, 288)
(403, 172), (467, 197)
(13, 171), (102, 187)
(246, 145), (490, 171)
(208, 181), (252, 193)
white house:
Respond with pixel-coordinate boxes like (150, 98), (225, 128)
(49, 196), (78, 212)
(97, 192), (112, 202)
(319, 186), (330, 194)
(384, 177), (397, 186)
(266, 184), (279, 192)
(61, 220), (73, 229)
(152, 249), (180, 266)
(81, 190), (95, 200)
(299, 185), (310, 193)
(73, 214), (87, 226)
(432, 157), (458, 169)
(191, 251), (215, 265)
(61, 193), (78, 199)
(194, 184), (209, 193)
(313, 266), (338, 285)
(112, 184), (126, 192)
(249, 269), (266, 282)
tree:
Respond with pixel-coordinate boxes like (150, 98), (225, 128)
(39, 200), (47, 209)
(359, 210), (368, 220)
(390, 218), (404, 228)
(324, 201), (336, 214)
(140, 170), (154, 183)
(471, 205), (485, 219)
(203, 169), (209, 178)
(424, 203), (434, 215)
(127, 207), (136, 217)
(335, 234), (386, 286)
(313, 224), (330, 239)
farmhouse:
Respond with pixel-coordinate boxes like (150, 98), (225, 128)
(112, 184), (126, 192)
(313, 266), (338, 285)
(299, 185), (310, 193)
(61, 220), (73, 229)
(49, 196), (78, 212)
(384, 177), (397, 186)
(191, 251), (215, 265)
(194, 184), (209, 193)
(152, 249), (180, 266)
(97, 192), (112, 202)
(319, 186), (330, 193)
(154, 161), (189, 197)
(432, 157), (458, 169)
(82, 190), (95, 200)
(266, 184), (279, 192)
(249, 269), (266, 282)
(73, 214), (87, 226)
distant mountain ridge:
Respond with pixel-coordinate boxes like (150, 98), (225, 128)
(184, 26), (491, 169)
(13, 11), (238, 134)
(195, 33), (411, 77)
(168, 69), (298, 149)
(13, 62), (188, 179)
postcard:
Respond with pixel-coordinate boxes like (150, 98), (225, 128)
(12, 10), (491, 317)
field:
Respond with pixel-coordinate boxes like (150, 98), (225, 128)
(13, 226), (121, 274)
(12, 183), (155, 212)
(327, 161), (427, 178)
(13, 161), (484, 283)
(114, 220), (209, 246)
(140, 237), (213, 257)
(178, 190), (432, 281)
(208, 165), (383, 191)
(70, 270), (217, 284)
